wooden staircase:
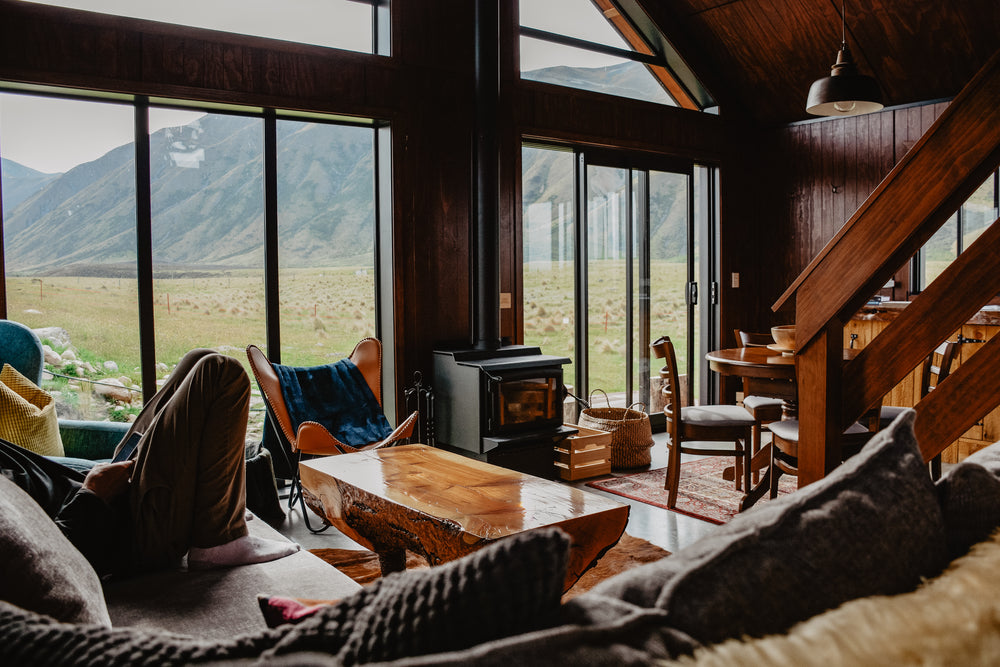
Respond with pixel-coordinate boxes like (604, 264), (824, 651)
(773, 48), (1000, 485)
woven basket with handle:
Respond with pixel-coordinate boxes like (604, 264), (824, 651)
(578, 390), (653, 469)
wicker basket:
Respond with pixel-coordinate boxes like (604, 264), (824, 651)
(578, 390), (654, 469)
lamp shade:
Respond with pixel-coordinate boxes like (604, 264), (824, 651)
(806, 47), (883, 116)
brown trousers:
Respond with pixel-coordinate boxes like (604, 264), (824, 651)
(114, 349), (250, 570)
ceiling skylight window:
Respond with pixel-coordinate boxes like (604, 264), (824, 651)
(518, 0), (713, 111)
(520, 0), (632, 49)
(20, 0), (381, 54)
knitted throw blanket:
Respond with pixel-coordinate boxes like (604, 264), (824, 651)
(0, 528), (570, 666)
(274, 358), (392, 447)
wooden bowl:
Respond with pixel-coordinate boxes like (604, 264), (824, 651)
(770, 325), (796, 351)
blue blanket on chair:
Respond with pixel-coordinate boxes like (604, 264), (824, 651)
(273, 358), (392, 448)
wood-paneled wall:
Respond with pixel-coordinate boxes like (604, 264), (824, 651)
(758, 101), (951, 322)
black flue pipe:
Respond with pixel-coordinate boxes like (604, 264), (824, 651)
(472, 0), (501, 350)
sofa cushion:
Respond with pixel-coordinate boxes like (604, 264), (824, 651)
(0, 363), (64, 457)
(660, 527), (1000, 667)
(936, 441), (1000, 559)
(103, 511), (360, 639)
(0, 475), (110, 626)
(587, 408), (948, 647)
(261, 526), (571, 664)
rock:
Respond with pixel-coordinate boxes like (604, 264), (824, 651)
(103, 360), (119, 372)
(61, 349), (77, 361)
(33, 327), (70, 349)
(93, 378), (133, 403)
(155, 363), (169, 374)
(43, 345), (63, 366)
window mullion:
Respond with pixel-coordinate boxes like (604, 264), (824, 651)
(134, 97), (157, 400)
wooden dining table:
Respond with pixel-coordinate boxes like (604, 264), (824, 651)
(705, 345), (858, 509)
(706, 346), (797, 414)
(706, 346), (796, 509)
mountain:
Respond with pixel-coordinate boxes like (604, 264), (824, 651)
(3, 114), (375, 274)
(522, 60), (674, 106)
(3, 62), (673, 275)
(522, 146), (688, 265)
(0, 158), (61, 212)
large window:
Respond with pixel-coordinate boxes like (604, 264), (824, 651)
(0, 89), (387, 429)
(21, 0), (384, 54)
(276, 119), (377, 366)
(148, 110), (268, 371)
(0, 94), (142, 421)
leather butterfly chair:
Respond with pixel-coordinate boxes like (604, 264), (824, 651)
(247, 338), (418, 532)
(651, 335), (756, 510)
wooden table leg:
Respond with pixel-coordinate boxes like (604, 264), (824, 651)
(724, 444), (772, 481)
(739, 465), (772, 512)
(377, 549), (407, 575)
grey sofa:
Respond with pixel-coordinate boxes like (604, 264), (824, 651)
(2, 409), (999, 665)
(102, 517), (362, 640)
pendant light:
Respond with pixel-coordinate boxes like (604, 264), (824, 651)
(806, 1), (883, 116)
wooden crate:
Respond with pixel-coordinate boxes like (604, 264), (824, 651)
(554, 424), (612, 481)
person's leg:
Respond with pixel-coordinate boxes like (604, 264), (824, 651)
(112, 348), (218, 461)
(127, 352), (296, 570)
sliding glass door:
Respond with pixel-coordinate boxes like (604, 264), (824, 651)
(523, 144), (713, 416)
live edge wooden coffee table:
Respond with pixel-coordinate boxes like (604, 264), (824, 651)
(299, 444), (629, 593)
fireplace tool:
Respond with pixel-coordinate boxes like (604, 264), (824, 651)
(404, 371), (435, 446)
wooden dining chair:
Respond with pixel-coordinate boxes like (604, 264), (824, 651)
(651, 335), (756, 509)
(768, 408), (882, 498)
(879, 339), (959, 480)
(733, 329), (786, 486)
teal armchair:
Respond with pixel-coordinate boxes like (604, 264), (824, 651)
(0, 319), (129, 463)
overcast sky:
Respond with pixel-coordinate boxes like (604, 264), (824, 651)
(2, 0), (626, 173)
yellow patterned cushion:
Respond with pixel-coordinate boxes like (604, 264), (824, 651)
(0, 363), (64, 456)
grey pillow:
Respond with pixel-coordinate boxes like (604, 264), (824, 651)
(0, 475), (111, 626)
(588, 408), (948, 647)
(264, 526), (572, 664)
(936, 443), (1000, 559)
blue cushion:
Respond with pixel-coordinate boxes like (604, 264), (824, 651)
(0, 321), (44, 385)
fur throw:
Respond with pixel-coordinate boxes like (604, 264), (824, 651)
(666, 527), (1000, 667)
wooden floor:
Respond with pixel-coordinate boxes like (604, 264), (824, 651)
(275, 431), (723, 554)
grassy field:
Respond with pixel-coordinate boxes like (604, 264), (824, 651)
(8, 259), (692, 427)
(523, 259), (693, 406)
(6, 266), (375, 426)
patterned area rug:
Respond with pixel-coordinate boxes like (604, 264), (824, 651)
(587, 457), (797, 524)
(310, 532), (669, 602)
